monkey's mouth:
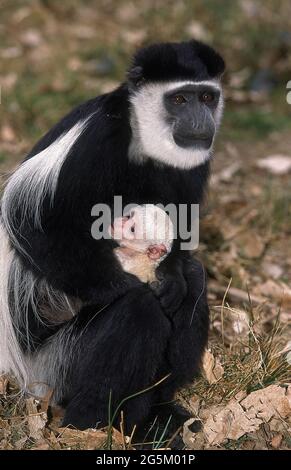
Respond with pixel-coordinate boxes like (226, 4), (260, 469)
(173, 133), (213, 150)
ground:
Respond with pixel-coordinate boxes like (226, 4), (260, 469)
(0, 0), (290, 450)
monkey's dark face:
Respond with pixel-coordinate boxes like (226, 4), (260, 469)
(164, 84), (220, 151)
(129, 80), (224, 169)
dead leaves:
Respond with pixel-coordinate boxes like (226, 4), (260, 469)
(57, 428), (108, 450)
(236, 231), (266, 259)
(257, 155), (291, 175)
(25, 398), (47, 440)
(202, 350), (224, 384)
(203, 141), (291, 339)
(254, 280), (291, 309)
(20, 29), (43, 48)
(185, 21), (211, 42)
(271, 433), (283, 448)
(241, 385), (291, 422)
(0, 125), (16, 143)
(229, 309), (250, 335)
(203, 399), (261, 444)
(0, 375), (8, 395)
(56, 426), (129, 450)
(211, 162), (241, 185)
(0, 380), (131, 450)
(183, 384), (291, 448)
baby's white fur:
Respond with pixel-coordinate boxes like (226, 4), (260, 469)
(113, 204), (174, 283)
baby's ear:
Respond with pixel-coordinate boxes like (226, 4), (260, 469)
(147, 244), (167, 261)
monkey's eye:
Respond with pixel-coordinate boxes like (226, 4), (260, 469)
(131, 226), (135, 233)
(172, 94), (186, 105)
(200, 91), (215, 103)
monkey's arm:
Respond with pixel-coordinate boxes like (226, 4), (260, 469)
(153, 248), (189, 316)
(5, 87), (138, 305)
(18, 228), (141, 306)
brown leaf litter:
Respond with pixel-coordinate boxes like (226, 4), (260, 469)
(183, 384), (291, 448)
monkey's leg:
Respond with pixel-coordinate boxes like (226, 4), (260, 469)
(145, 258), (209, 444)
(15, 228), (141, 306)
(159, 257), (209, 400)
(61, 285), (171, 433)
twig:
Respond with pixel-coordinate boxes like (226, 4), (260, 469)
(210, 281), (282, 325)
(166, 425), (183, 449)
(128, 424), (137, 448)
(221, 278), (232, 346)
(209, 281), (266, 306)
(120, 410), (126, 450)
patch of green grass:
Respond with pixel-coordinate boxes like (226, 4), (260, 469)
(223, 108), (291, 140)
(223, 434), (251, 450)
(2, 71), (93, 142)
(0, 152), (7, 164)
(254, 178), (291, 233)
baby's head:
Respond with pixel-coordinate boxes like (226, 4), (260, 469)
(109, 204), (174, 263)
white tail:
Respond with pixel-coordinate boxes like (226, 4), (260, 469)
(0, 223), (29, 386)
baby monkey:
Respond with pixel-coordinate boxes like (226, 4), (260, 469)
(109, 204), (174, 283)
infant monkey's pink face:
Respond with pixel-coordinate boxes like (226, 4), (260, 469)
(109, 209), (167, 260)
(110, 211), (138, 242)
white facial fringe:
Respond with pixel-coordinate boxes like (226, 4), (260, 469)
(129, 80), (224, 169)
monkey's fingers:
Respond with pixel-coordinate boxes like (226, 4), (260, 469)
(152, 275), (187, 316)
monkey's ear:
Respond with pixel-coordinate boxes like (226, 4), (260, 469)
(127, 65), (146, 90)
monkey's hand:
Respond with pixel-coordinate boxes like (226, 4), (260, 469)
(82, 271), (142, 307)
(153, 255), (187, 316)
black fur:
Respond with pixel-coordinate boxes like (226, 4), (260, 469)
(128, 40), (225, 86)
(61, 258), (209, 435)
(14, 81), (210, 308)
(4, 40), (224, 435)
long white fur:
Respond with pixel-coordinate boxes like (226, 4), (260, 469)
(0, 118), (91, 389)
(0, 221), (78, 388)
(30, 301), (109, 402)
(10, 254), (77, 347)
(1, 117), (91, 262)
(129, 80), (224, 169)
(27, 322), (77, 402)
(0, 223), (29, 385)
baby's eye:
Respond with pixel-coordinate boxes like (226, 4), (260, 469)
(131, 226), (135, 233)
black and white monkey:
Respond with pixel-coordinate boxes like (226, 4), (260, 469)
(0, 40), (225, 433)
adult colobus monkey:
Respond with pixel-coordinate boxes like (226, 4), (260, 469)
(0, 40), (224, 432)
